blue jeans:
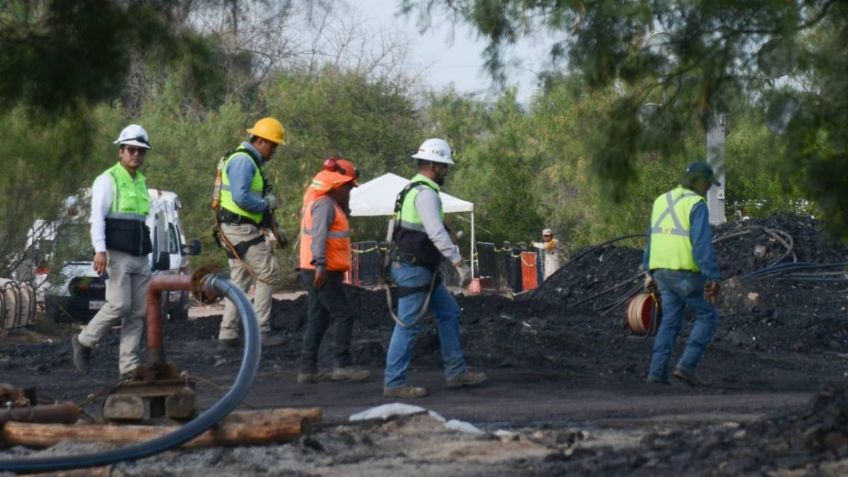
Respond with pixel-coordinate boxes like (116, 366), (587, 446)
(648, 269), (720, 381)
(384, 262), (467, 388)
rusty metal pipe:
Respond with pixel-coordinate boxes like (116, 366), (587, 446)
(146, 275), (193, 372)
(0, 274), (261, 473)
(0, 402), (81, 426)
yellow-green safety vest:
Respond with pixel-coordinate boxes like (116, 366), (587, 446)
(648, 185), (704, 272)
(392, 174), (445, 270)
(220, 148), (265, 224)
(106, 162), (149, 218)
(104, 162), (151, 256)
(396, 174), (444, 229)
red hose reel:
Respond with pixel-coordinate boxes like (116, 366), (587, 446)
(625, 292), (662, 336)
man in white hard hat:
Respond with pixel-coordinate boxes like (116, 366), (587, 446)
(532, 228), (562, 280)
(72, 124), (154, 378)
(382, 138), (487, 399)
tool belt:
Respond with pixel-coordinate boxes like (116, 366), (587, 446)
(217, 208), (261, 228)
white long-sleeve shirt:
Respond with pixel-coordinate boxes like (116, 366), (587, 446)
(89, 173), (116, 253)
(415, 188), (462, 265)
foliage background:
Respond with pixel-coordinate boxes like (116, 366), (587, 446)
(0, 0), (834, 282)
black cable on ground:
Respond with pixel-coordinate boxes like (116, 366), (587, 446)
(527, 233), (645, 300)
(0, 276), (261, 474)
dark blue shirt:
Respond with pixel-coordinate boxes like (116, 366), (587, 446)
(643, 200), (720, 282)
(225, 142), (268, 213)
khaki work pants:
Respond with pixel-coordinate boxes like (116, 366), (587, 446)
(218, 223), (280, 340)
(78, 250), (151, 375)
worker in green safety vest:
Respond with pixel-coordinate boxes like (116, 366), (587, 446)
(643, 161), (722, 387)
(72, 124), (154, 379)
(214, 117), (288, 349)
(382, 138), (487, 399)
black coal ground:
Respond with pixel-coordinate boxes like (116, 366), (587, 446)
(1, 214), (847, 475)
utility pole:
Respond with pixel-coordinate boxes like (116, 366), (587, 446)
(706, 112), (727, 225)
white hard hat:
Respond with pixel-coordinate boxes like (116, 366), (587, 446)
(411, 138), (453, 165)
(543, 228), (553, 236)
(113, 124), (152, 149)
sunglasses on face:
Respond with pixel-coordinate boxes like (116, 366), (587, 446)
(123, 146), (147, 155)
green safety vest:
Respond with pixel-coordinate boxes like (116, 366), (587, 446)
(648, 185), (704, 272)
(104, 162), (151, 256)
(396, 174), (444, 229)
(220, 147), (265, 224)
(106, 162), (149, 218)
(392, 174), (444, 270)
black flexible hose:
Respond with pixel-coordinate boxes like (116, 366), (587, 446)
(0, 276), (261, 474)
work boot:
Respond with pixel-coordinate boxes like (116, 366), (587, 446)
(120, 368), (140, 382)
(645, 375), (671, 385)
(261, 332), (284, 348)
(297, 371), (331, 384)
(331, 366), (371, 382)
(446, 370), (487, 388)
(217, 337), (239, 350)
(71, 334), (92, 376)
(382, 384), (427, 399)
(673, 367), (708, 387)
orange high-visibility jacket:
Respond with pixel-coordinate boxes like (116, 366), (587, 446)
(299, 196), (351, 271)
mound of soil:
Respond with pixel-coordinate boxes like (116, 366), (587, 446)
(528, 380), (848, 476)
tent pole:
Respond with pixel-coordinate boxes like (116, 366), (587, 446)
(470, 210), (475, 278)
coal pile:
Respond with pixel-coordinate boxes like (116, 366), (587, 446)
(527, 380), (848, 476)
(2, 214), (844, 403)
(524, 214), (846, 315)
(81, 214), (848, 378)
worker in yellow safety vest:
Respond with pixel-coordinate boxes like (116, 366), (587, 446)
(296, 157), (371, 384)
(215, 117), (287, 349)
(643, 161), (721, 387)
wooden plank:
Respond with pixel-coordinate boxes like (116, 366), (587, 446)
(2, 408), (321, 449)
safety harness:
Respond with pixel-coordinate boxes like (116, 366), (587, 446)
(384, 180), (440, 328)
(211, 148), (285, 286)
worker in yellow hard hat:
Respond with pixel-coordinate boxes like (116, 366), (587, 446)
(214, 117), (287, 349)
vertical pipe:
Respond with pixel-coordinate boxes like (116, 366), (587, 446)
(145, 275), (193, 372)
(0, 275), (261, 473)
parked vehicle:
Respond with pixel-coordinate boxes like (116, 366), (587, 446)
(30, 189), (200, 322)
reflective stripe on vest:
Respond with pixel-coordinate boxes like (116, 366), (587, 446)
(106, 162), (148, 219)
(648, 185), (703, 272)
(220, 148), (264, 224)
(299, 196), (352, 272)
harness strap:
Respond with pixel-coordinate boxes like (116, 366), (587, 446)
(224, 234), (266, 259)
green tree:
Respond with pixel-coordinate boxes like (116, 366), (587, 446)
(401, 0), (848, 238)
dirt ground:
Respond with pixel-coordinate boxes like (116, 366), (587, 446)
(1, 214), (847, 476)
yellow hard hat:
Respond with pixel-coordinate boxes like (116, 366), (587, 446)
(247, 117), (285, 144)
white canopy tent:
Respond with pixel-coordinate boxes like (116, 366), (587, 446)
(349, 173), (477, 276)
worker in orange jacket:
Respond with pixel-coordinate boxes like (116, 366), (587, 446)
(297, 157), (371, 384)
